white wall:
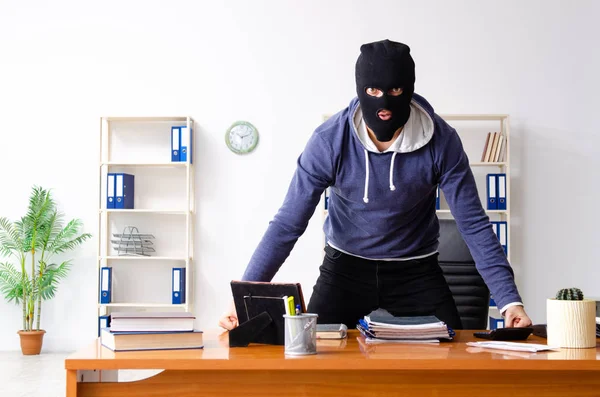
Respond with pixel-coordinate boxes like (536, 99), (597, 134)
(0, 0), (598, 351)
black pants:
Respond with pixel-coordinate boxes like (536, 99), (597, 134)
(307, 245), (463, 330)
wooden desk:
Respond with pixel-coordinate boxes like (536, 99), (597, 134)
(65, 330), (600, 397)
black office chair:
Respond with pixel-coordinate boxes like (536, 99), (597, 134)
(438, 219), (490, 330)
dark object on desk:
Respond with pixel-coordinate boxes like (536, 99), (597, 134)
(438, 220), (490, 330)
(474, 327), (533, 341)
(228, 311), (273, 348)
(229, 281), (307, 347)
(532, 324), (547, 338)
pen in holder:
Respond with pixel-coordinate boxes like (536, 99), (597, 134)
(283, 313), (318, 356)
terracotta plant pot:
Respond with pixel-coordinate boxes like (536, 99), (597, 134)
(547, 299), (596, 349)
(17, 330), (46, 355)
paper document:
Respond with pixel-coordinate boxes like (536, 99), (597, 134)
(467, 341), (560, 353)
(366, 338), (440, 345)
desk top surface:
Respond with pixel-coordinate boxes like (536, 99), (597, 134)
(65, 330), (600, 371)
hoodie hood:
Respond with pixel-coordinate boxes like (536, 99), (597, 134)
(350, 93), (435, 202)
(352, 93), (435, 154)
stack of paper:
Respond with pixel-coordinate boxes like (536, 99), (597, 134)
(357, 308), (454, 343)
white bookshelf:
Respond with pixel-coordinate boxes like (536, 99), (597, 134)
(97, 116), (196, 326)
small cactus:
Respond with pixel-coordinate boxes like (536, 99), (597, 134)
(555, 288), (584, 300)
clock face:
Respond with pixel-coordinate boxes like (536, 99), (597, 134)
(226, 121), (259, 154)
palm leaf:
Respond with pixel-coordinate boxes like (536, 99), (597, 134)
(38, 261), (72, 300)
(48, 219), (91, 254)
(0, 262), (27, 303)
(14, 219), (31, 253)
(39, 209), (61, 253)
(51, 233), (92, 255)
(49, 211), (65, 241)
(37, 274), (57, 301)
(50, 261), (72, 279)
(49, 218), (80, 245)
(21, 187), (44, 230)
(0, 218), (22, 257)
(22, 186), (54, 251)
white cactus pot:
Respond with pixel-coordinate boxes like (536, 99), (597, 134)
(546, 299), (596, 349)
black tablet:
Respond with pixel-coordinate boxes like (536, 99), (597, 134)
(474, 327), (533, 341)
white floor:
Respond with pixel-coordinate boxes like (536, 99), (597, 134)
(0, 351), (68, 397)
(0, 352), (156, 397)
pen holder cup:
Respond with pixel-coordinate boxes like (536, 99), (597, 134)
(283, 313), (318, 356)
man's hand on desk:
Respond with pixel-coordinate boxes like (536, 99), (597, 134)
(504, 305), (532, 328)
(218, 300), (239, 330)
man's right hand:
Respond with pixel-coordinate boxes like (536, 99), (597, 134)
(218, 300), (239, 330)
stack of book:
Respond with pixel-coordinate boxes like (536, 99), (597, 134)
(100, 312), (203, 352)
(357, 308), (455, 344)
(316, 323), (348, 340)
(481, 132), (505, 163)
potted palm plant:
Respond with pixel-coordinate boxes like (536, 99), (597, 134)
(0, 186), (91, 355)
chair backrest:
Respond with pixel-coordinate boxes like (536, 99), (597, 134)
(438, 219), (490, 330)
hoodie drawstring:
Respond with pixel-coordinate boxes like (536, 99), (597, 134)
(363, 150), (398, 204)
(389, 152), (397, 191)
(363, 149), (370, 203)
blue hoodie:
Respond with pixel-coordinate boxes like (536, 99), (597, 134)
(242, 93), (522, 311)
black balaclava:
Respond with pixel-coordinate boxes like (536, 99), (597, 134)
(355, 39), (415, 142)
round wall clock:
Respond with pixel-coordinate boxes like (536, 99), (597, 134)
(225, 121), (259, 154)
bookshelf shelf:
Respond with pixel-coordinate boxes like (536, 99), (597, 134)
(99, 303), (187, 308)
(101, 209), (190, 214)
(470, 162), (507, 167)
(100, 256), (190, 261)
(324, 209), (508, 215)
(102, 162), (188, 168)
(102, 116), (189, 122)
(97, 116), (196, 333)
(439, 114), (508, 121)
(435, 209), (509, 215)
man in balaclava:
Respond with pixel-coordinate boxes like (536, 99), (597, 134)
(222, 39), (532, 334)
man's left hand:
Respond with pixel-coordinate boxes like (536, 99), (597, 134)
(504, 305), (532, 328)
